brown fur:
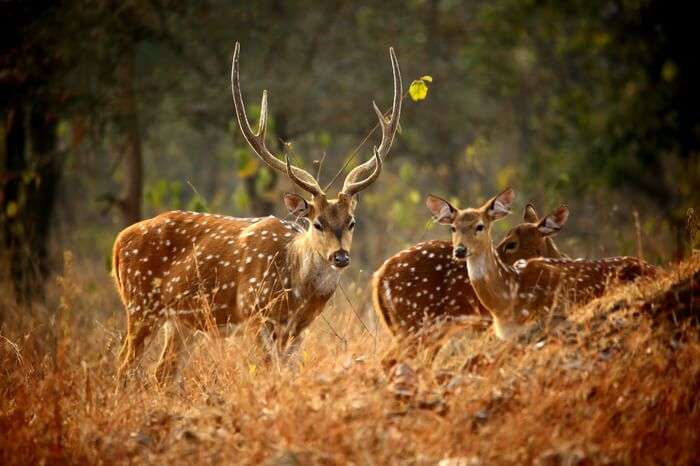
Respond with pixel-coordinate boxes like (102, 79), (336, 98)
(444, 188), (657, 339)
(115, 45), (402, 384)
(114, 201), (359, 383)
(373, 206), (568, 338)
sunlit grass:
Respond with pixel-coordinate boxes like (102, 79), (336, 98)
(1, 254), (699, 465)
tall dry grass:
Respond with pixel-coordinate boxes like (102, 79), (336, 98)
(1, 252), (699, 465)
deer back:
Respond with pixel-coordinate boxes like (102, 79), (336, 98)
(509, 255), (658, 319)
(372, 240), (486, 336)
(112, 210), (336, 332)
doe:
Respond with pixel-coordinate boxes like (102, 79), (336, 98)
(426, 188), (656, 340)
(373, 203), (570, 336)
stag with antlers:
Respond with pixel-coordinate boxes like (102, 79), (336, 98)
(113, 43), (402, 383)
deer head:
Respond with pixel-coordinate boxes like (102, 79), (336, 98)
(496, 203), (570, 263)
(426, 188), (516, 260)
(231, 43), (402, 269)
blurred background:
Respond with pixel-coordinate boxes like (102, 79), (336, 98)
(1, 0), (699, 303)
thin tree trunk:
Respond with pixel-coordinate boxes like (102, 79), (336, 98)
(120, 119), (143, 227)
(117, 52), (143, 227)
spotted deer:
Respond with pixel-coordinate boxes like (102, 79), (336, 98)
(426, 188), (657, 340)
(114, 43), (402, 383)
(373, 203), (570, 337)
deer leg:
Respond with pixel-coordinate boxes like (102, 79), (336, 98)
(154, 320), (187, 384)
(257, 321), (280, 365)
(276, 331), (304, 374)
(116, 316), (153, 386)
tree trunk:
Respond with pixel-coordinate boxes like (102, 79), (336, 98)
(116, 52), (143, 227)
(1, 100), (61, 303)
(120, 118), (143, 227)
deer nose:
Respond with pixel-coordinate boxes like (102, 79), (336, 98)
(453, 244), (467, 259)
(330, 250), (350, 268)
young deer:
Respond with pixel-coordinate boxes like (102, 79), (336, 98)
(427, 188), (656, 340)
(114, 43), (402, 382)
(372, 204), (570, 337)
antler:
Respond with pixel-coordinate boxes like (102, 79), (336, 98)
(284, 152), (324, 197)
(342, 146), (383, 197)
(231, 42), (323, 197)
(341, 47), (402, 196)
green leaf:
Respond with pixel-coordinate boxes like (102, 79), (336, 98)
(419, 75), (433, 83)
(409, 79), (429, 101)
(398, 162), (415, 182)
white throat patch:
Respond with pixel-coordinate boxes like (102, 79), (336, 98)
(298, 250), (341, 296)
(467, 253), (488, 281)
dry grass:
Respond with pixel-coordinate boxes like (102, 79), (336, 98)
(1, 253), (699, 465)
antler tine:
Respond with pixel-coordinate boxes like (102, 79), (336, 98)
(284, 152), (323, 197)
(342, 146), (383, 197)
(231, 42), (323, 195)
(342, 47), (402, 195)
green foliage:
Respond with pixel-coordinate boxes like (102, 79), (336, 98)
(187, 195), (208, 213)
(254, 167), (273, 195)
(236, 150), (259, 179)
(398, 162), (415, 183)
(145, 179), (184, 211)
(5, 0), (696, 266)
(317, 131), (332, 149)
(233, 184), (250, 211)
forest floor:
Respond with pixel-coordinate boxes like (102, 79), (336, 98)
(1, 254), (699, 465)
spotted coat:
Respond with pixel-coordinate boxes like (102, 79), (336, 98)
(113, 210), (343, 382)
(467, 251), (658, 339)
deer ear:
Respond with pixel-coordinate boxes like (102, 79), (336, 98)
(537, 205), (569, 236)
(486, 187), (515, 220)
(283, 193), (312, 218)
(523, 203), (539, 223)
(426, 195), (457, 225)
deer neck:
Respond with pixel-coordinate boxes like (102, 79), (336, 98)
(466, 245), (519, 338)
(543, 237), (566, 259)
(287, 232), (341, 298)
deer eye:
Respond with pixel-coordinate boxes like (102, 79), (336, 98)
(450, 226), (457, 232)
(348, 219), (356, 230)
(505, 241), (517, 251)
(313, 221), (323, 231)
(475, 224), (485, 232)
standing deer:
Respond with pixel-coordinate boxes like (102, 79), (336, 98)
(373, 203), (570, 337)
(426, 188), (656, 340)
(114, 43), (402, 382)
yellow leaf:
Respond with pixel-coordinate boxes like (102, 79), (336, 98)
(409, 80), (429, 101)
(238, 157), (259, 178)
(248, 364), (257, 376)
(419, 75), (433, 83)
(6, 201), (18, 218)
